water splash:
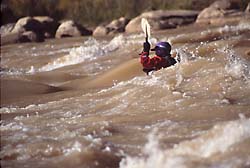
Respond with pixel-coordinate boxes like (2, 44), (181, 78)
(37, 35), (127, 72)
(120, 116), (250, 168)
(224, 48), (250, 79)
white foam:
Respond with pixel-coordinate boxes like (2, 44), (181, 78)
(38, 35), (128, 72)
(63, 141), (83, 155)
(225, 57), (249, 79)
(2, 33), (156, 74)
(36, 33), (160, 72)
(223, 47), (250, 79)
(120, 117), (250, 168)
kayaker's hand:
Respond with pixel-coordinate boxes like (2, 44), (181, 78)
(143, 42), (150, 53)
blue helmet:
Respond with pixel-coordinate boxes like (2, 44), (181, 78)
(151, 42), (171, 53)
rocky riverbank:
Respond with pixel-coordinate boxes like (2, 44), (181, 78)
(1, 0), (249, 45)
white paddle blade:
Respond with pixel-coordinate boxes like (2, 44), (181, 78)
(141, 18), (151, 39)
(141, 18), (147, 35)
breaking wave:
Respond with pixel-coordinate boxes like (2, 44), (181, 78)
(120, 115), (250, 168)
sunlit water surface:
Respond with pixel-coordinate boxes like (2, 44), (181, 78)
(1, 22), (250, 168)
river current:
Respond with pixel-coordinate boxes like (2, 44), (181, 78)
(1, 20), (250, 168)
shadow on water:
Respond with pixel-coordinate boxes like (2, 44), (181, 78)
(0, 58), (144, 108)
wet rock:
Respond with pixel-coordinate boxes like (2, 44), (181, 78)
(196, 8), (247, 25)
(12, 17), (43, 34)
(19, 31), (40, 42)
(125, 10), (198, 33)
(196, 0), (245, 25)
(11, 17), (31, 33)
(93, 25), (109, 36)
(1, 17), (46, 45)
(33, 16), (59, 38)
(210, 0), (240, 10)
(11, 16), (45, 42)
(196, 7), (225, 23)
(93, 17), (129, 36)
(245, 3), (250, 13)
(55, 20), (92, 38)
(56, 20), (81, 38)
(1, 16), (59, 44)
(106, 17), (129, 33)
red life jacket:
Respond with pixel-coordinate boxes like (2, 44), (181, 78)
(140, 52), (175, 73)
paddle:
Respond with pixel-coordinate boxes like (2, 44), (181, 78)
(140, 18), (153, 75)
(141, 18), (151, 44)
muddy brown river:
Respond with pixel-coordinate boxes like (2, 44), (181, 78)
(1, 19), (250, 168)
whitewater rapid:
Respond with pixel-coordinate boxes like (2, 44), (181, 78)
(1, 21), (250, 168)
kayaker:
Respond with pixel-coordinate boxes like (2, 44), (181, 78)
(140, 41), (177, 75)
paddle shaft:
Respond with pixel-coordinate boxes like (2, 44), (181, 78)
(145, 25), (149, 43)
